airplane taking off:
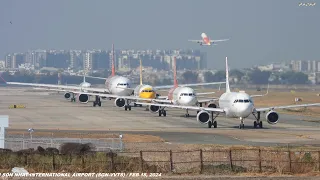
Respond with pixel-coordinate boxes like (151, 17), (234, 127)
(188, 33), (229, 46)
(136, 57), (320, 129)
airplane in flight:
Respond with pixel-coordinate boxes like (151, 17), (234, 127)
(67, 57), (222, 111)
(188, 33), (229, 46)
(135, 57), (320, 129)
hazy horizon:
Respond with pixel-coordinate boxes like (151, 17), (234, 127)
(1, 0), (319, 69)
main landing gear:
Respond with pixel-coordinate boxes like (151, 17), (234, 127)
(252, 112), (263, 128)
(93, 95), (101, 107)
(196, 103), (203, 114)
(124, 99), (131, 111)
(208, 112), (218, 128)
(158, 109), (166, 117)
(70, 93), (76, 102)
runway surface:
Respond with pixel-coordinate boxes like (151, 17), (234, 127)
(1, 87), (320, 147)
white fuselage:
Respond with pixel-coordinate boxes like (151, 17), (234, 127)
(218, 92), (254, 118)
(168, 86), (198, 106)
(79, 82), (91, 92)
(105, 75), (133, 96)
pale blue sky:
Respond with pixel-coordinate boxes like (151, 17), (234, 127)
(1, 0), (319, 69)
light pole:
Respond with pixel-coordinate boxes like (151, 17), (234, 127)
(119, 134), (123, 151)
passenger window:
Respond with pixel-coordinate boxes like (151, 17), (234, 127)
(244, 100), (249, 103)
(239, 100), (244, 103)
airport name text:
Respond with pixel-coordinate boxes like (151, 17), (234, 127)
(0, 173), (162, 177)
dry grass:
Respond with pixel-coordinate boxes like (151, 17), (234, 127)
(6, 131), (165, 143)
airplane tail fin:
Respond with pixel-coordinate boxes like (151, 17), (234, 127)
(173, 56), (178, 87)
(225, 57), (230, 93)
(139, 58), (143, 85)
(111, 43), (115, 76)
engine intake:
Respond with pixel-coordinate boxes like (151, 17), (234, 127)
(196, 111), (210, 124)
(149, 105), (160, 113)
(114, 98), (126, 107)
(266, 111), (279, 125)
(207, 103), (217, 108)
(64, 92), (71, 99)
(78, 94), (89, 103)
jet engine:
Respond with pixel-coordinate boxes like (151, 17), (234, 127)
(207, 103), (217, 108)
(266, 110), (279, 125)
(78, 94), (89, 103)
(149, 105), (160, 113)
(64, 92), (71, 99)
(196, 110), (210, 124)
(114, 98), (126, 107)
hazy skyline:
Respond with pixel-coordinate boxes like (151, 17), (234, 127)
(1, 0), (319, 69)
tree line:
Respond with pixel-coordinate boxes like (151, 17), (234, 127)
(0, 69), (311, 85)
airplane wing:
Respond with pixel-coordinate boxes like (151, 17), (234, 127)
(197, 98), (219, 103)
(188, 40), (204, 43)
(196, 92), (215, 96)
(154, 82), (225, 89)
(69, 91), (154, 102)
(82, 76), (107, 80)
(6, 82), (110, 93)
(210, 39), (229, 42)
(255, 103), (320, 112)
(135, 102), (225, 113)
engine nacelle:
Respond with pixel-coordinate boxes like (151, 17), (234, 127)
(196, 111), (210, 124)
(266, 111), (279, 125)
(64, 92), (71, 99)
(78, 94), (89, 103)
(149, 105), (160, 113)
(207, 103), (217, 108)
(114, 98), (126, 107)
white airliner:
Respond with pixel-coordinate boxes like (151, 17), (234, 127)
(188, 33), (229, 46)
(66, 57), (223, 111)
(136, 57), (320, 129)
(3, 45), (225, 110)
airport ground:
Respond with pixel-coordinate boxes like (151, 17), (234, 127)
(0, 87), (319, 150)
(1, 87), (320, 178)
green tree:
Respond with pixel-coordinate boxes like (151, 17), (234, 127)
(249, 70), (271, 84)
(182, 71), (198, 84)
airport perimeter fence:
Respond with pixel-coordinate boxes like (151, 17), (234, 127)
(4, 135), (124, 152)
(0, 149), (319, 174)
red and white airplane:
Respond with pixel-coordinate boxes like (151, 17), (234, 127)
(188, 33), (229, 46)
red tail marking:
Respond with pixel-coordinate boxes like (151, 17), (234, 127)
(173, 56), (178, 87)
(111, 43), (115, 77)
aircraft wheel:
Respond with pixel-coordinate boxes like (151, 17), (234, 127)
(163, 110), (166, 117)
(93, 102), (96, 107)
(158, 111), (162, 116)
(98, 102), (101, 107)
(128, 106), (131, 111)
(208, 121), (212, 128)
(213, 121), (217, 128)
(253, 121), (257, 128)
(259, 121), (263, 128)
(125, 106), (127, 111)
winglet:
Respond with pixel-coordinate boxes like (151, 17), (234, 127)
(225, 57), (230, 93)
(111, 43), (115, 76)
(139, 58), (143, 85)
(173, 56), (178, 87)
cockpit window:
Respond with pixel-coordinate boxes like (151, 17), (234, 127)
(189, 93), (193, 96)
(234, 99), (251, 103)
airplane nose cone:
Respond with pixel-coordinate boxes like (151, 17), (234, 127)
(179, 97), (195, 105)
(237, 104), (253, 117)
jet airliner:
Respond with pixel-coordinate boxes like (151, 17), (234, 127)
(136, 57), (320, 129)
(188, 33), (229, 46)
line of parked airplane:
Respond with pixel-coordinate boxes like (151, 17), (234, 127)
(3, 41), (320, 129)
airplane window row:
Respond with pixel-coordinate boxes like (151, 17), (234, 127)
(234, 99), (252, 103)
(142, 90), (154, 92)
(180, 93), (196, 96)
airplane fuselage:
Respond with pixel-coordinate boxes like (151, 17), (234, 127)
(168, 86), (198, 106)
(201, 33), (211, 45)
(105, 76), (133, 96)
(134, 84), (156, 99)
(219, 92), (254, 118)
